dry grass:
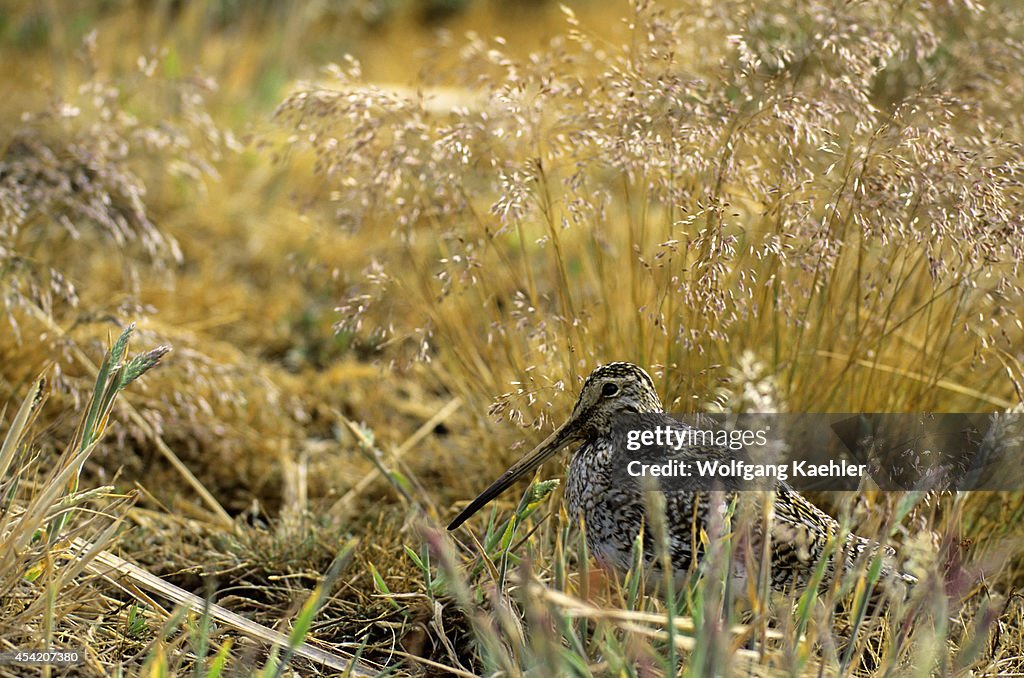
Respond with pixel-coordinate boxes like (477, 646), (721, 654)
(1, 0), (1024, 675)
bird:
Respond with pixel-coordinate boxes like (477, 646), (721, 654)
(448, 361), (916, 594)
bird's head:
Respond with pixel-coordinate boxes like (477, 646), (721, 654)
(447, 361), (663, 530)
(567, 361), (664, 436)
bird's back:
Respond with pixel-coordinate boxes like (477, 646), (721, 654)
(564, 411), (915, 592)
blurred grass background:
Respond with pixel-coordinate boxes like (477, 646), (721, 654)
(1, 0), (1024, 675)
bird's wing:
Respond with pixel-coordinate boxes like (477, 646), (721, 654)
(768, 487), (915, 589)
(606, 413), (914, 589)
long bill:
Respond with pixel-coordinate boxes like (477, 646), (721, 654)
(447, 419), (580, 531)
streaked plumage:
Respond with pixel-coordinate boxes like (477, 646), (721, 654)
(449, 362), (916, 592)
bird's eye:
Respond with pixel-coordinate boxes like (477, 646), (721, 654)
(601, 382), (619, 397)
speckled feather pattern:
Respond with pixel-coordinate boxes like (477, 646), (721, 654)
(561, 362), (915, 592)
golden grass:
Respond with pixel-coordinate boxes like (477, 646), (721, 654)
(2, 0), (1024, 675)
